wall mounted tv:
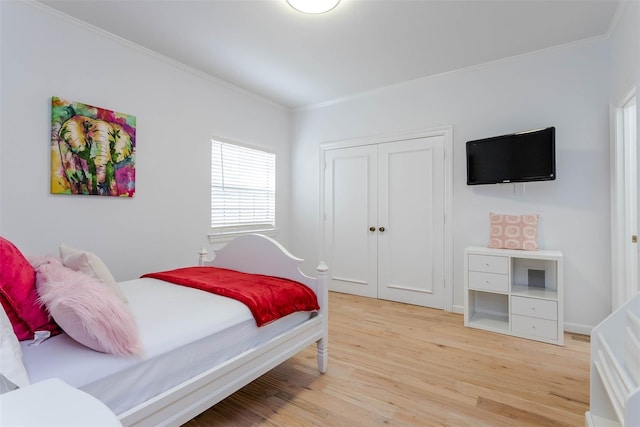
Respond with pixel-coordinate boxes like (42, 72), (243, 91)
(466, 127), (556, 185)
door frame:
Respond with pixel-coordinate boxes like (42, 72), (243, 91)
(610, 88), (638, 309)
(319, 125), (454, 311)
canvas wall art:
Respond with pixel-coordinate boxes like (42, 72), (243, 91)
(51, 96), (136, 197)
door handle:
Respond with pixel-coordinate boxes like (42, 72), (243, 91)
(379, 227), (385, 232)
(369, 226), (376, 232)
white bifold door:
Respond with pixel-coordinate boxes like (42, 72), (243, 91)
(323, 136), (445, 309)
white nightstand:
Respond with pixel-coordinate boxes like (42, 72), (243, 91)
(0, 378), (121, 426)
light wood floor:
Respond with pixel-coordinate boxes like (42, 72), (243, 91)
(184, 292), (590, 426)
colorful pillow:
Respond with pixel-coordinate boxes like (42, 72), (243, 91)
(59, 244), (127, 303)
(488, 213), (539, 250)
(36, 263), (142, 357)
(0, 237), (60, 340)
(0, 303), (30, 393)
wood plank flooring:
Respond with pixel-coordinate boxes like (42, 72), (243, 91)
(183, 292), (590, 426)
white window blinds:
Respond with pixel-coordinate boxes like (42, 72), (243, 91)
(210, 139), (276, 234)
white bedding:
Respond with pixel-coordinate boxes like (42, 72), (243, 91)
(20, 278), (313, 415)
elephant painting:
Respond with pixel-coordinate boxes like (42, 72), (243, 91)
(51, 97), (136, 197)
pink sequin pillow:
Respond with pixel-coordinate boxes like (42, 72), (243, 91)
(488, 213), (539, 250)
(0, 237), (60, 340)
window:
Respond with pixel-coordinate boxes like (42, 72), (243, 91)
(210, 138), (276, 240)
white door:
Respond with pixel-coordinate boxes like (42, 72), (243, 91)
(324, 145), (378, 298)
(323, 136), (445, 309)
(377, 137), (445, 308)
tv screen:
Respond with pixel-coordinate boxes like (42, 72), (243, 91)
(466, 127), (556, 185)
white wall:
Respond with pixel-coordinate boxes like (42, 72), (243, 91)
(610, 1), (639, 104)
(0, 1), (291, 280)
(290, 39), (612, 332)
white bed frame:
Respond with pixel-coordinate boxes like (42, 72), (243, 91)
(118, 234), (329, 427)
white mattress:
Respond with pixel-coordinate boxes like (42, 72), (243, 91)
(20, 278), (312, 415)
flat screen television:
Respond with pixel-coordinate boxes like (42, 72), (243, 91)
(466, 127), (556, 185)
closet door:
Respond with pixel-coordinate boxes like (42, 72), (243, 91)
(377, 137), (445, 308)
(324, 145), (378, 298)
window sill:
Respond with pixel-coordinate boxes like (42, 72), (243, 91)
(208, 228), (279, 244)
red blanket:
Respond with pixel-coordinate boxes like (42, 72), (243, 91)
(141, 267), (319, 327)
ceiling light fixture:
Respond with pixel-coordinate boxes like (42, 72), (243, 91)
(287, 0), (341, 14)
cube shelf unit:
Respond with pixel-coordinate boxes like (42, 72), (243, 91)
(463, 246), (564, 345)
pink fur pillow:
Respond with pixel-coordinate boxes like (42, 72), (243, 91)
(488, 213), (539, 250)
(35, 263), (142, 356)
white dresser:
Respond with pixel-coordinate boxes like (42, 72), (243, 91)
(464, 246), (564, 345)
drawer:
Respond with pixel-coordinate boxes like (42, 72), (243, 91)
(511, 314), (558, 340)
(468, 271), (509, 293)
(468, 254), (509, 274)
(511, 296), (557, 321)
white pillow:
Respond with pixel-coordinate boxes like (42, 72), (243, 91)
(0, 303), (30, 393)
(59, 244), (128, 303)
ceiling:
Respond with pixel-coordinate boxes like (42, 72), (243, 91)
(38, 0), (622, 110)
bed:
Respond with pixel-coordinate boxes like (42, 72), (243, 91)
(2, 234), (329, 427)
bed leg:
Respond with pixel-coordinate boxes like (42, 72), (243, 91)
(317, 338), (328, 373)
(315, 261), (330, 374)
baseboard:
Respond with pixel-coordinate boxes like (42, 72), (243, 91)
(564, 322), (593, 336)
(451, 304), (464, 314)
